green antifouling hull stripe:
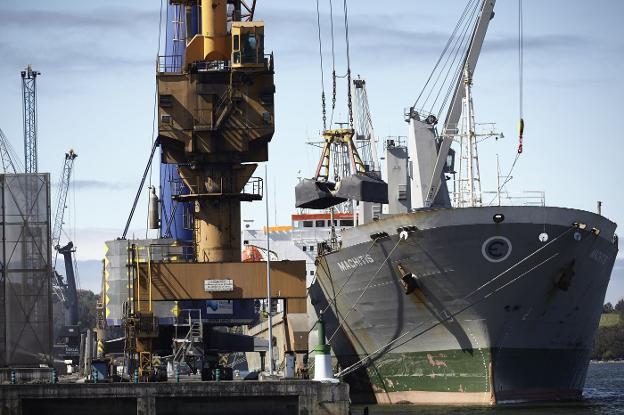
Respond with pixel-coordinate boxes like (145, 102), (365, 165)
(362, 349), (491, 393)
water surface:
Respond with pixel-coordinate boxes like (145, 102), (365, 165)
(352, 362), (624, 414)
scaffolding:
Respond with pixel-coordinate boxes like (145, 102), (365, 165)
(0, 173), (52, 367)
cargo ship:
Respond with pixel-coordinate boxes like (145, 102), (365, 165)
(298, 0), (620, 405)
(309, 205), (618, 404)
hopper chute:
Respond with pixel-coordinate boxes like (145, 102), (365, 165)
(295, 179), (347, 210)
(334, 172), (387, 204)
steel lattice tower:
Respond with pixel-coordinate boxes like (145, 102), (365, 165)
(21, 65), (40, 174)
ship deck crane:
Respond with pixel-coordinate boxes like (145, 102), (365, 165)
(0, 128), (22, 174)
(295, 3), (388, 211)
(421, 0), (496, 208)
(353, 78), (379, 174)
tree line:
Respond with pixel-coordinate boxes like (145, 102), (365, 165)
(593, 299), (624, 360)
(52, 290), (100, 337)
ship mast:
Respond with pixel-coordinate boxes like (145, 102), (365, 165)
(453, 66), (501, 208)
(459, 67), (479, 207)
(456, 67), (481, 207)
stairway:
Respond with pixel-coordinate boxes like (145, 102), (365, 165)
(171, 310), (204, 371)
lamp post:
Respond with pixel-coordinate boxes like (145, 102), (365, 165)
(265, 164), (274, 375)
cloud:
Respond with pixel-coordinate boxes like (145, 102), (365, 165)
(0, 40), (153, 76)
(262, 8), (445, 60)
(0, 3), (596, 75)
(50, 179), (134, 191)
(261, 5), (596, 69)
(0, 6), (159, 31)
(0, 5), (159, 74)
(484, 34), (589, 53)
(71, 180), (134, 191)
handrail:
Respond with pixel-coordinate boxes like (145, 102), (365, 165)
(180, 176), (263, 198)
(157, 55), (183, 73)
(482, 190), (546, 207)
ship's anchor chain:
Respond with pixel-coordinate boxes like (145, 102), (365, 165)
(336, 223), (593, 378)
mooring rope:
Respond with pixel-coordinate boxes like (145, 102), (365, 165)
(307, 236), (382, 334)
(326, 236), (404, 344)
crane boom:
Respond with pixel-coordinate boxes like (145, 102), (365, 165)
(0, 128), (19, 174)
(47, 150), (80, 323)
(353, 78), (380, 172)
(422, 0), (496, 207)
(52, 150), (78, 255)
(21, 65), (40, 174)
(58, 242), (79, 326)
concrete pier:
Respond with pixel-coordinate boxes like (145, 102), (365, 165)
(0, 381), (349, 415)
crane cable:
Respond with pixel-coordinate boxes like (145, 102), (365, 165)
(330, 0), (337, 121)
(303, 235), (398, 361)
(315, 0), (327, 130)
(413, 0), (476, 108)
(71, 167), (82, 291)
(490, 0), (524, 202)
(317, 0), (352, 128)
(149, 0), (164, 187)
(145, 0), (166, 238)
(435, 1), (482, 119)
(517, 0), (525, 154)
(306, 238), (381, 335)
(414, 0), (481, 116)
(431, 0), (481, 118)
(343, 0), (354, 128)
(326, 237), (404, 345)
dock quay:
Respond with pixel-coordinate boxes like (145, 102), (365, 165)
(0, 380), (349, 415)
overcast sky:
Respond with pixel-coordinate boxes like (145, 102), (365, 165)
(0, 0), (622, 298)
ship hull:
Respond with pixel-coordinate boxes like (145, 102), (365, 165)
(310, 206), (618, 405)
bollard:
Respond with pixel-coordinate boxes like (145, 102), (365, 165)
(175, 365), (180, 383)
(10, 370), (16, 385)
(93, 369), (98, 384)
(215, 368), (221, 382)
(134, 369), (139, 384)
(51, 368), (58, 384)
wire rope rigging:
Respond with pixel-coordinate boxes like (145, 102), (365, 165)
(297, 0), (388, 211)
(491, 0), (525, 199)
